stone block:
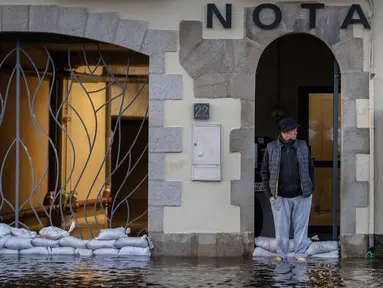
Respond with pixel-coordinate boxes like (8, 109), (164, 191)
(216, 233), (244, 257)
(198, 234), (217, 257)
(234, 39), (263, 73)
(343, 100), (356, 129)
(149, 74), (182, 100)
(356, 99), (369, 129)
(230, 73), (256, 101)
(148, 152), (164, 180)
(179, 21), (203, 62)
(231, 157), (254, 207)
(356, 154), (370, 182)
(240, 99), (255, 128)
(194, 73), (230, 98)
(341, 151), (356, 183)
(85, 12), (119, 43)
(149, 127), (182, 153)
(58, 7), (88, 37)
(341, 72), (369, 100)
(29, 5), (58, 33)
(149, 100), (164, 127)
(149, 181), (181, 206)
(141, 30), (177, 55)
(314, 6), (353, 46)
(343, 128), (369, 153)
(373, 235), (383, 258)
(242, 232), (255, 258)
(230, 128), (254, 156)
(2, 5), (28, 32)
(148, 205), (163, 233)
(150, 233), (198, 256)
(333, 38), (363, 72)
(240, 206), (254, 233)
(245, 6), (286, 47)
(149, 54), (165, 74)
(180, 39), (234, 80)
(114, 19), (148, 51)
(340, 234), (368, 258)
(342, 179), (368, 208)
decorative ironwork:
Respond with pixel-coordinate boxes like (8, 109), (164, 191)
(0, 37), (149, 239)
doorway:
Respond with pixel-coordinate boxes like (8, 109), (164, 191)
(254, 34), (341, 240)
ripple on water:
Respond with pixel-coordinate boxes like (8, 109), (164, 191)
(0, 256), (383, 287)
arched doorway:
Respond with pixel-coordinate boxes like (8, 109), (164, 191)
(0, 32), (150, 239)
(254, 33), (341, 241)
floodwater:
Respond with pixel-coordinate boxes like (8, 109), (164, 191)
(0, 256), (382, 287)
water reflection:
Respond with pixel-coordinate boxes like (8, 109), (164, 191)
(0, 256), (383, 287)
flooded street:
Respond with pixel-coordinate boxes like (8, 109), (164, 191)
(0, 256), (382, 287)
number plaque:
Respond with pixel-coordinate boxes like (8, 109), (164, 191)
(194, 103), (210, 120)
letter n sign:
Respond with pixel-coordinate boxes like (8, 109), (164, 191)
(207, 4), (232, 28)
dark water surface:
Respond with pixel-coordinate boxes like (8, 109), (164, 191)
(0, 256), (382, 287)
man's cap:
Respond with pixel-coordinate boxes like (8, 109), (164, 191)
(278, 117), (300, 132)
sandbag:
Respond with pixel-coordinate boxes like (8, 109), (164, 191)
(0, 248), (19, 255)
(96, 227), (130, 240)
(252, 247), (295, 258)
(10, 227), (37, 238)
(59, 236), (89, 249)
(255, 237), (295, 253)
(115, 235), (149, 249)
(0, 235), (12, 249)
(32, 237), (60, 248)
(75, 248), (93, 257)
(87, 239), (116, 250)
(93, 248), (119, 256)
(0, 224), (11, 237)
(5, 237), (33, 250)
(310, 250), (339, 259)
(119, 246), (151, 257)
(253, 247), (277, 257)
(50, 247), (76, 255)
(20, 247), (50, 255)
(307, 241), (338, 256)
(39, 224), (74, 240)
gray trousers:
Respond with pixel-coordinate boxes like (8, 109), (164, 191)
(270, 195), (312, 259)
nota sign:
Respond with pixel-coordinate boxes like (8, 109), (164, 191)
(207, 3), (370, 30)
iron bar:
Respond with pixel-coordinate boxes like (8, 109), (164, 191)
(333, 60), (340, 240)
(15, 40), (20, 228)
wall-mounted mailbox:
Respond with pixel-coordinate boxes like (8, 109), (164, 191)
(192, 124), (221, 181)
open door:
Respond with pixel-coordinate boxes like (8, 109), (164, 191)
(298, 61), (341, 240)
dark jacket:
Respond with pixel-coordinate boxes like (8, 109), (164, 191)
(261, 137), (315, 198)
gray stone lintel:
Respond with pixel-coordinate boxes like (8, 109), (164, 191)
(85, 12), (120, 43)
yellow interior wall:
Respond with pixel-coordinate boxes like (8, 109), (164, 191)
(110, 82), (148, 118)
(62, 80), (106, 202)
(0, 73), (49, 215)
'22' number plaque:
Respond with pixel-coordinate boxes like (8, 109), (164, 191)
(194, 103), (209, 120)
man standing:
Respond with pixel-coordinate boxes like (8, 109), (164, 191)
(261, 117), (315, 262)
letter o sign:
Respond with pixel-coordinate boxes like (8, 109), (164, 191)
(253, 4), (282, 30)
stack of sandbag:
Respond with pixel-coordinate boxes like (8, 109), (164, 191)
(253, 236), (339, 259)
(0, 223), (154, 258)
(0, 224), (40, 256)
(88, 227), (153, 257)
(253, 237), (298, 258)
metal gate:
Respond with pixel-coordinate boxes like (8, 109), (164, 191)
(0, 35), (149, 239)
